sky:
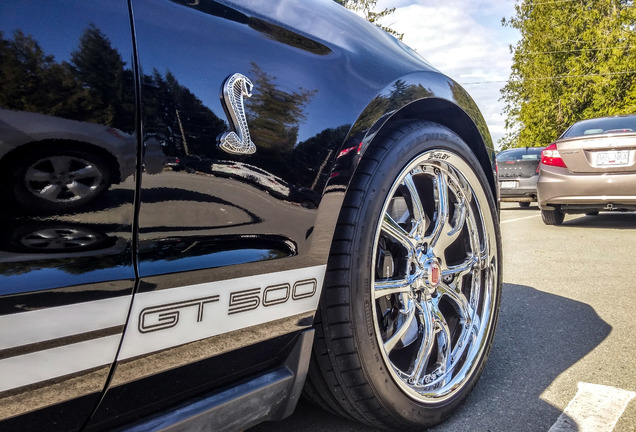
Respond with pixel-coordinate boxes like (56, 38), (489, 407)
(376, 0), (520, 149)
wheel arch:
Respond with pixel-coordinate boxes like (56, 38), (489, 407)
(387, 97), (496, 191)
(327, 73), (497, 200)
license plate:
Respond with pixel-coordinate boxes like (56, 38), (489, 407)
(596, 150), (629, 166)
(500, 181), (518, 189)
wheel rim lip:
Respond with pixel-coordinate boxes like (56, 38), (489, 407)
(25, 155), (103, 203)
(370, 149), (499, 403)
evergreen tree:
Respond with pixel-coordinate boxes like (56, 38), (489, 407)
(501, 0), (636, 149)
(0, 30), (78, 116)
(334, 0), (403, 39)
(245, 63), (316, 155)
(70, 24), (130, 130)
(0, 27), (135, 131)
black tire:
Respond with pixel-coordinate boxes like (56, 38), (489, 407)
(518, 201), (530, 208)
(10, 147), (112, 213)
(541, 209), (564, 225)
(305, 121), (502, 430)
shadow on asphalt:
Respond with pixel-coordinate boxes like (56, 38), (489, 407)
(500, 204), (636, 229)
(561, 212), (636, 230)
(500, 204), (540, 211)
(249, 283), (611, 432)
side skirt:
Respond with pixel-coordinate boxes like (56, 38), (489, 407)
(119, 329), (314, 432)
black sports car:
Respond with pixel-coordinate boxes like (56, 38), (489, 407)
(0, 1), (501, 431)
(497, 147), (544, 207)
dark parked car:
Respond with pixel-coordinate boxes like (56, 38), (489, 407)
(0, 1), (501, 431)
(538, 114), (636, 225)
(496, 146), (543, 207)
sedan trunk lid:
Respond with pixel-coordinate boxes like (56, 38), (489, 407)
(556, 133), (636, 174)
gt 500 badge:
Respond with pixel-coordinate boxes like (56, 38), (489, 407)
(118, 266), (325, 360)
(138, 279), (317, 334)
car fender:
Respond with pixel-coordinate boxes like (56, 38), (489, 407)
(326, 71), (496, 200)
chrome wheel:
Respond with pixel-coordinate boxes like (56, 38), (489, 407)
(25, 155), (104, 203)
(306, 122), (500, 429)
(20, 227), (101, 251)
(372, 149), (498, 402)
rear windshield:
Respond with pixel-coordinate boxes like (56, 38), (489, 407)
(562, 115), (636, 138)
(496, 147), (543, 162)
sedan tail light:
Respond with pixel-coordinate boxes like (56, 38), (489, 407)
(541, 143), (567, 168)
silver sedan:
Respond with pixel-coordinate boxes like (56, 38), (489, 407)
(537, 114), (636, 225)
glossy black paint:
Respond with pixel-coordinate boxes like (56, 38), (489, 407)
(133, 0), (350, 282)
(0, 0), (497, 430)
(132, 0), (495, 287)
(0, 2), (137, 291)
(85, 332), (299, 431)
(0, 1), (137, 430)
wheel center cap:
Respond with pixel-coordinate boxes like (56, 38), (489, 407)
(424, 259), (441, 288)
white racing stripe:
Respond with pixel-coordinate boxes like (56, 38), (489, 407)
(548, 382), (636, 432)
(0, 335), (121, 392)
(501, 214), (541, 224)
(0, 296), (130, 350)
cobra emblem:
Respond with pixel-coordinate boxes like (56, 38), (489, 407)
(218, 73), (257, 155)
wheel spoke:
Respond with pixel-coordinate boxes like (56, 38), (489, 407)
(38, 184), (63, 200)
(22, 231), (53, 245)
(49, 156), (71, 175)
(26, 168), (53, 183)
(66, 181), (94, 199)
(33, 229), (59, 239)
(442, 254), (478, 280)
(408, 300), (436, 384)
(466, 211), (484, 266)
(382, 213), (417, 252)
(383, 302), (416, 353)
(449, 316), (476, 376)
(402, 173), (426, 239)
(424, 169), (450, 248)
(468, 269), (482, 314)
(437, 283), (472, 323)
(374, 278), (412, 298)
(433, 307), (452, 378)
(439, 276), (480, 375)
(435, 195), (467, 254)
(71, 164), (101, 180)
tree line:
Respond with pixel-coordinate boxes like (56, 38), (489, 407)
(501, 0), (636, 149)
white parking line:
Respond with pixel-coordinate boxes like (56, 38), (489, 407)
(548, 382), (636, 432)
(501, 214), (541, 224)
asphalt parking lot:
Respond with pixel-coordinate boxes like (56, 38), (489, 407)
(251, 202), (636, 432)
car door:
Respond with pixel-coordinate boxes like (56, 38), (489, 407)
(82, 0), (359, 428)
(0, 2), (138, 431)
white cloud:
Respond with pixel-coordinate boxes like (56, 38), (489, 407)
(376, 0), (519, 148)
